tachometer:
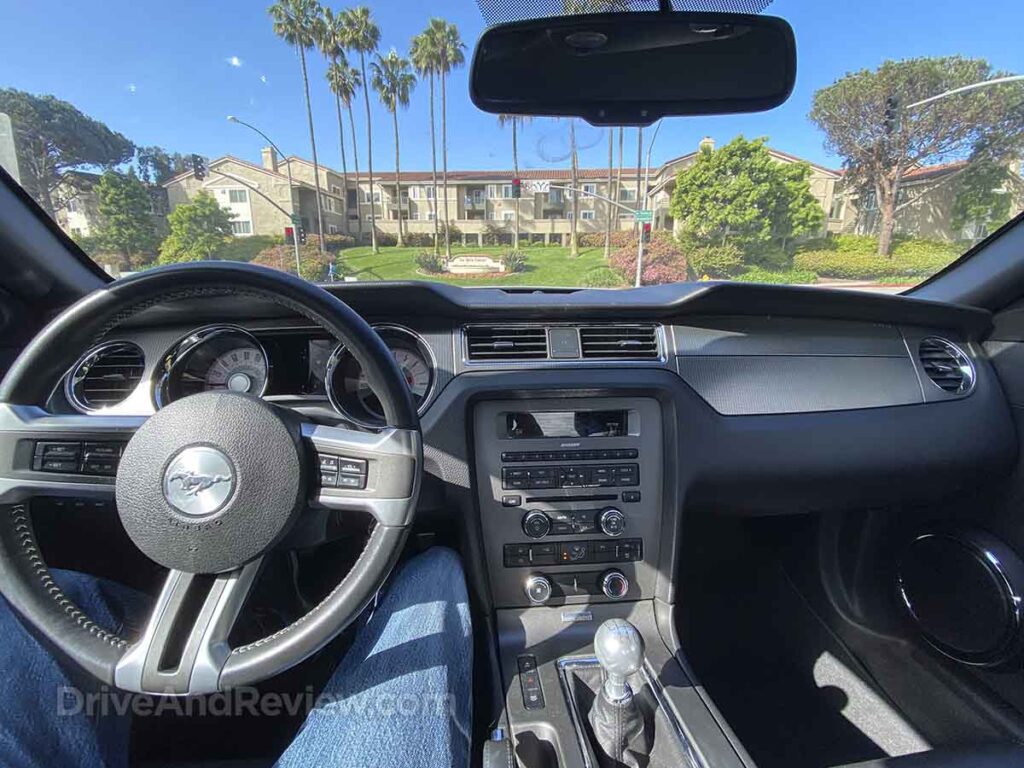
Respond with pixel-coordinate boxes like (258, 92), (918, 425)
(326, 325), (435, 427)
(157, 326), (270, 405)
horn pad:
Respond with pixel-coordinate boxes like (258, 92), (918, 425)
(116, 392), (306, 573)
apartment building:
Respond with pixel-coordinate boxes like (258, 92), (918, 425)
(163, 139), (845, 246)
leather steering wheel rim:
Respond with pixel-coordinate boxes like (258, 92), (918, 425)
(0, 262), (421, 694)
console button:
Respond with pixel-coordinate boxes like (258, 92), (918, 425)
(560, 542), (589, 563)
(525, 575), (552, 604)
(517, 655), (538, 672)
(598, 508), (626, 537)
(502, 495), (522, 508)
(532, 543), (557, 565)
(522, 510), (551, 539)
(550, 521), (573, 535)
(621, 491), (641, 503)
(601, 570), (629, 600)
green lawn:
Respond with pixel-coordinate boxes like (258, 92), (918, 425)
(337, 245), (624, 287)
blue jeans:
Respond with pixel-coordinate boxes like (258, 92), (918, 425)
(0, 547), (473, 768)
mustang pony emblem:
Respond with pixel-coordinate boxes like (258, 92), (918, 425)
(167, 470), (232, 496)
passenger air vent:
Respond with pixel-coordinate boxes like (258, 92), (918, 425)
(465, 326), (548, 361)
(918, 337), (975, 395)
(579, 325), (660, 360)
(67, 342), (145, 412)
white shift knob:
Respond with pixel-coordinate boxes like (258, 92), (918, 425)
(594, 618), (644, 702)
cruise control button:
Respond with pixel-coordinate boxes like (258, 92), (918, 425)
(319, 455), (339, 472)
(41, 459), (79, 473)
(320, 471), (338, 487)
(81, 460), (117, 476)
(36, 442), (80, 459)
(337, 458), (367, 475)
(336, 474), (366, 490)
(83, 442), (119, 458)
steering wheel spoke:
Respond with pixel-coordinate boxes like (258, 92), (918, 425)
(114, 559), (262, 695)
(302, 422), (421, 528)
(0, 404), (144, 505)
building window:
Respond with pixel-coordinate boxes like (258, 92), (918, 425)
(347, 189), (358, 207)
(828, 197), (844, 220)
(581, 210), (596, 221)
(425, 186), (435, 200)
(549, 189), (564, 204)
(410, 187), (420, 200)
(410, 211), (419, 220)
(566, 211), (574, 220)
(231, 220), (252, 234)
(619, 188), (637, 202)
(582, 183), (597, 196)
(331, 185), (342, 196)
(348, 213), (359, 221)
(487, 211), (496, 220)
(502, 211), (515, 222)
(321, 194), (337, 213)
(364, 191), (381, 204)
(426, 212), (436, 221)
(328, 224), (338, 234)
(228, 189), (248, 204)
(365, 214), (375, 222)
(66, 199), (80, 213)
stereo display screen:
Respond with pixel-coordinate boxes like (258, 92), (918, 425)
(505, 410), (628, 439)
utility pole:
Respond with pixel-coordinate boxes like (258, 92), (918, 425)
(634, 126), (645, 288)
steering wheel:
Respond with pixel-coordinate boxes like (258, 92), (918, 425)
(0, 262), (421, 695)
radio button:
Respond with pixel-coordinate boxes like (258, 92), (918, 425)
(523, 511), (552, 539)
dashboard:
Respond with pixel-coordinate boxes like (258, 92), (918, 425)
(46, 279), (1017, 608)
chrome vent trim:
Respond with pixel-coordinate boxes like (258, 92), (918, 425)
(65, 342), (146, 412)
(579, 325), (660, 359)
(465, 325), (548, 361)
(918, 337), (975, 395)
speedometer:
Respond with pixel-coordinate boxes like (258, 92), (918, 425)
(204, 347), (268, 394)
(326, 325), (435, 427)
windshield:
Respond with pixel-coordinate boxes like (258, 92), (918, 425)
(1, 1), (1021, 294)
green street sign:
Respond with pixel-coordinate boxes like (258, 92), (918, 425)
(290, 214), (302, 225)
(634, 209), (653, 223)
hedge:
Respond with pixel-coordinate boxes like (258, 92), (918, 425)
(794, 245), (956, 281)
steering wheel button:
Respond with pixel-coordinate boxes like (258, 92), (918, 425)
(40, 458), (78, 473)
(336, 474), (366, 490)
(36, 441), (81, 458)
(337, 458), (367, 475)
(83, 442), (120, 458)
(320, 470), (338, 487)
(318, 455), (339, 472)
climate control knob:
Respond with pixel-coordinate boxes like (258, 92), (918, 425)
(601, 570), (629, 600)
(522, 510), (551, 539)
(525, 575), (553, 604)
(598, 507), (626, 537)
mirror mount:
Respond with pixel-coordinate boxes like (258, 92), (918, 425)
(470, 12), (796, 126)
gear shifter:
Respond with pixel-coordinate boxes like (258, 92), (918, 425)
(589, 619), (650, 767)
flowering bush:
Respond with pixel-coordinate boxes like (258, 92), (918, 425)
(609, 233), (688, 285)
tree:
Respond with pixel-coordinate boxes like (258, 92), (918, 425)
(316, 7), (351, 226)
(950, 158), (1015, 239)
(135, 146), (192, 185)
(342, 6), (381, 254)
(411, 27), (441, 254)
(158, 192), (234, 264)
(417, 19), (465, 258)
(93, 170), (158, 271)
(326, 58), (363, 241)
(269, 0), (326, 253)
(669, 136), (824, 254)
(810, 56), (1024, 256)
(371, 49), (416, 247)
(0, 88), (134, 217)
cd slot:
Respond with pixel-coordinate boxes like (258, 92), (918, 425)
(525, 494), (618, 504)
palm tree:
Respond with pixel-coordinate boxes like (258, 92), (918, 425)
(605, 128), (613, 258)
(315, 7), (350, 233)
(419, 19), (465, 258)
(269, 0), (326, 254)
(326, 59), (363, 241)
(497, 115), (531, 248)
(569, 119), (580, 257)
(371, 50), (416, 248)
(411, 28), (440, 254)
(341, 6), (381, 254)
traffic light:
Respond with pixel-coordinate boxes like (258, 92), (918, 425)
(191, 154), (207, 181)
(512, 178), (522, 199)
(884, 96), (901, 136)
(284, 226), (295, 245)
(296, 224), (306, 246)
(642, 222), (652, 243)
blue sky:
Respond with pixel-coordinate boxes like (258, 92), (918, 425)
(2, 0), (1022, 175)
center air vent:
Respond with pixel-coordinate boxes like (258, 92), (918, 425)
(465, 326), (548, 361)
(918, 337), (975, 395)
(580, 325), (660, 359)
(66, 342), (145, 412)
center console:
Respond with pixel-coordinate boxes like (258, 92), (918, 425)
(473, 397), (663, 608)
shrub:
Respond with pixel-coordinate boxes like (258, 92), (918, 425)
(579, 230), (635, 248)
(404, 232), (436, 248)
(414, 249), (446, 274)
(735, 266), (818, 284)
(609, 232), (688, 285)
(373, 229), (398, 248)
(321, 234), (356, 252)
(251, 242), (335, 282)
(482, 222), (509, 246)
(581, 267), (626, 288)
(688, 242), (744, 279)
(215, 234), (282, 262)
(743, 244), (792, 271)
(793, 239), (957, 281)
(502, 250), (527, 273)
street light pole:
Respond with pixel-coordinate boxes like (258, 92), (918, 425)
(227, 116), (302, 275)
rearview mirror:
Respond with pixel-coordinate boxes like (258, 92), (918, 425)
(470, 12), (796, 126)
